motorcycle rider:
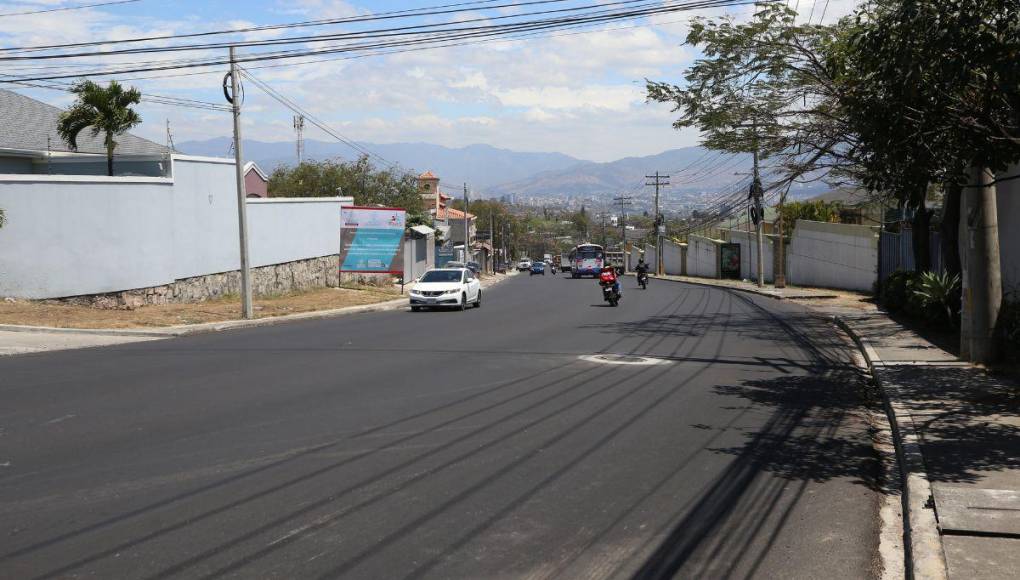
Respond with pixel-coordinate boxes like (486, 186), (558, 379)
(635, 258), (649, 287)
(599, 261), (622, 298)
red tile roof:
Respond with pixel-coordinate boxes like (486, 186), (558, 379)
(419, 170), (438, 179)
(437, 206), (475, 220)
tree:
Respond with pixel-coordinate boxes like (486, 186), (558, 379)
(57, 80), (142, 177)
(647, 4), (857, 188)
(269, 155), (424, 219)
(834, 0), (1020, 361)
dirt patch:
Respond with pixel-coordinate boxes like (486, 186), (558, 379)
(0, 285), (402, 329)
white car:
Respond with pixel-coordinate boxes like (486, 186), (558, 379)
(409, 268), (482, 311)
(517, 259), (532, 271)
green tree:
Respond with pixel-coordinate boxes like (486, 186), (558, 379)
(269, 155), (424, 219)
(647, 5), (856, 186)
(57, 80), (142, 177)
(776, 200), (843, 236)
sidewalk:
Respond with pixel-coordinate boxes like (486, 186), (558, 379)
(661, 274), (1020, 579)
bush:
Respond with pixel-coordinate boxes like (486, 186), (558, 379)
(879, 270), (921, 313)
(909, 270), (961, 327)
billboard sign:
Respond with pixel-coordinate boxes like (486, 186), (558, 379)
(340, 206), (406, 273)
(720, 243), (741, 279)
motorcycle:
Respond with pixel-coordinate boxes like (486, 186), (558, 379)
(600, 280), (621, 307)
(637, 271), (649, 290)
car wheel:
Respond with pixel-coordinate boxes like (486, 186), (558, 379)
(474, 290), (481, 308)
(459, 293), (467, 311)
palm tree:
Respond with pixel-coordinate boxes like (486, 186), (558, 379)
(57, 80), (142, 177)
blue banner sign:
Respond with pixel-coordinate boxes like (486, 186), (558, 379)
(340, 207), (406, 274)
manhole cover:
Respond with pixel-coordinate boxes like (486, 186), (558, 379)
(579, 354), (671, 366)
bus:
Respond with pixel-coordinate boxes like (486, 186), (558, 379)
(568, 243), (605, 278)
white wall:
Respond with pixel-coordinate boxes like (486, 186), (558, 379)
(687, 235), (720, 278)
(170, 157), (242, 280)
(788, 220), (879, 291)
(726, 229), (775, 282)
(247, 197), (341, 268)
(644, 244), (657, 273)
(662, 240), (685, 275)
(0, 175), (175, 298)
(0, 155), (343, 299)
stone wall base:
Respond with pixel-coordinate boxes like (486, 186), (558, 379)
(339, 272), (395, 287)
(55, 255), (341, 309)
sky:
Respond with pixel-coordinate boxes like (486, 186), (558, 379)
(0, 0), (862, 162)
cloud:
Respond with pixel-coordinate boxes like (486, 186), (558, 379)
(0, 0), (781, 161)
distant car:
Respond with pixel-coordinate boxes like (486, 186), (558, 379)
(517, 259), (532, 271)
(409, 268), (481, 311)
(530, 262), (546, 276)
(466, 261), (481, 275)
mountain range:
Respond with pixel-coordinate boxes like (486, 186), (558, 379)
(176, 138), (829, 200)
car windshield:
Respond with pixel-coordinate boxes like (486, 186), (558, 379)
(420, 270), (463, 283)
(578, 249), (603, 259)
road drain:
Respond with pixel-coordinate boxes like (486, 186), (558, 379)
(579, 354), (671, 366)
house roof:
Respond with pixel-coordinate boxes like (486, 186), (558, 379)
(0, 88), (167, 156)
(437, 206), (476, 220)
(419, 170), (438, 179)
(243, 161), (269, 181)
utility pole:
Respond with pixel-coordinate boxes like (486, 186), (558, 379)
(963, 166), (1002, 363)
(645, 172), (669, 275)
(463, 183), (470, 264)
(750, 145), (765, 288)
(489, 210), (495, 274)
(293, 114), (305, 164)
(228, 47), (253, 319)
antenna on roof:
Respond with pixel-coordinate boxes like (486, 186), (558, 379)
(293, 114), (305, 164)
(165, 118), (175, 152)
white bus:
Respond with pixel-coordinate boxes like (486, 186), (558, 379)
(568, 243), (605, 278)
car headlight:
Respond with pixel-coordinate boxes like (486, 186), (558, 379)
(444, 289), (460, 295)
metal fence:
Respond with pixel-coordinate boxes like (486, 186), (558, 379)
(878, 228), (944, 282)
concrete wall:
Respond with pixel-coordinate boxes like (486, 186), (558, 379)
(247, 197), (342, 268)
(788, 220), (879, 291)
(726, 229), (776, 282)
(0, 155), (344, 300)
(0, 174), (175, 298)
(662, 240), (685, 276)
(644, 244), (657, 273)
(687, 235), (721, 278)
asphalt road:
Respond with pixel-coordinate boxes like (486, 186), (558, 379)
(0, 274), (881, 579)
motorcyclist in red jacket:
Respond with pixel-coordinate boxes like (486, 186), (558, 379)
(599, 261), (621, 296)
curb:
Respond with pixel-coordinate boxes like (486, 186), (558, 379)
(0, 273), (518, 339)
(642, 274), (839, 301)
(833, 315), (949, 580)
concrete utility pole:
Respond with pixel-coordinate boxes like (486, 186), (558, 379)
(646, 172), (669, 276)
(963, 166), (1002, 363)
(228, 47), (253, 319)
(751, 147), (765, 288)
(463, 183), (470, 263)
(489, 210), (494, 274)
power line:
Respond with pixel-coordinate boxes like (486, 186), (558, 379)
(0, 0), (140, 18)
(0, 0), (757, 83)
(0, 0), (697, 57)
(239, 68), (398, 169)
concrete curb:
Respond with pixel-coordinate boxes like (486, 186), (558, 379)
(833, 315), (949, 580)
(0, 273), (518, 338)
(640, 274), (839, 301)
